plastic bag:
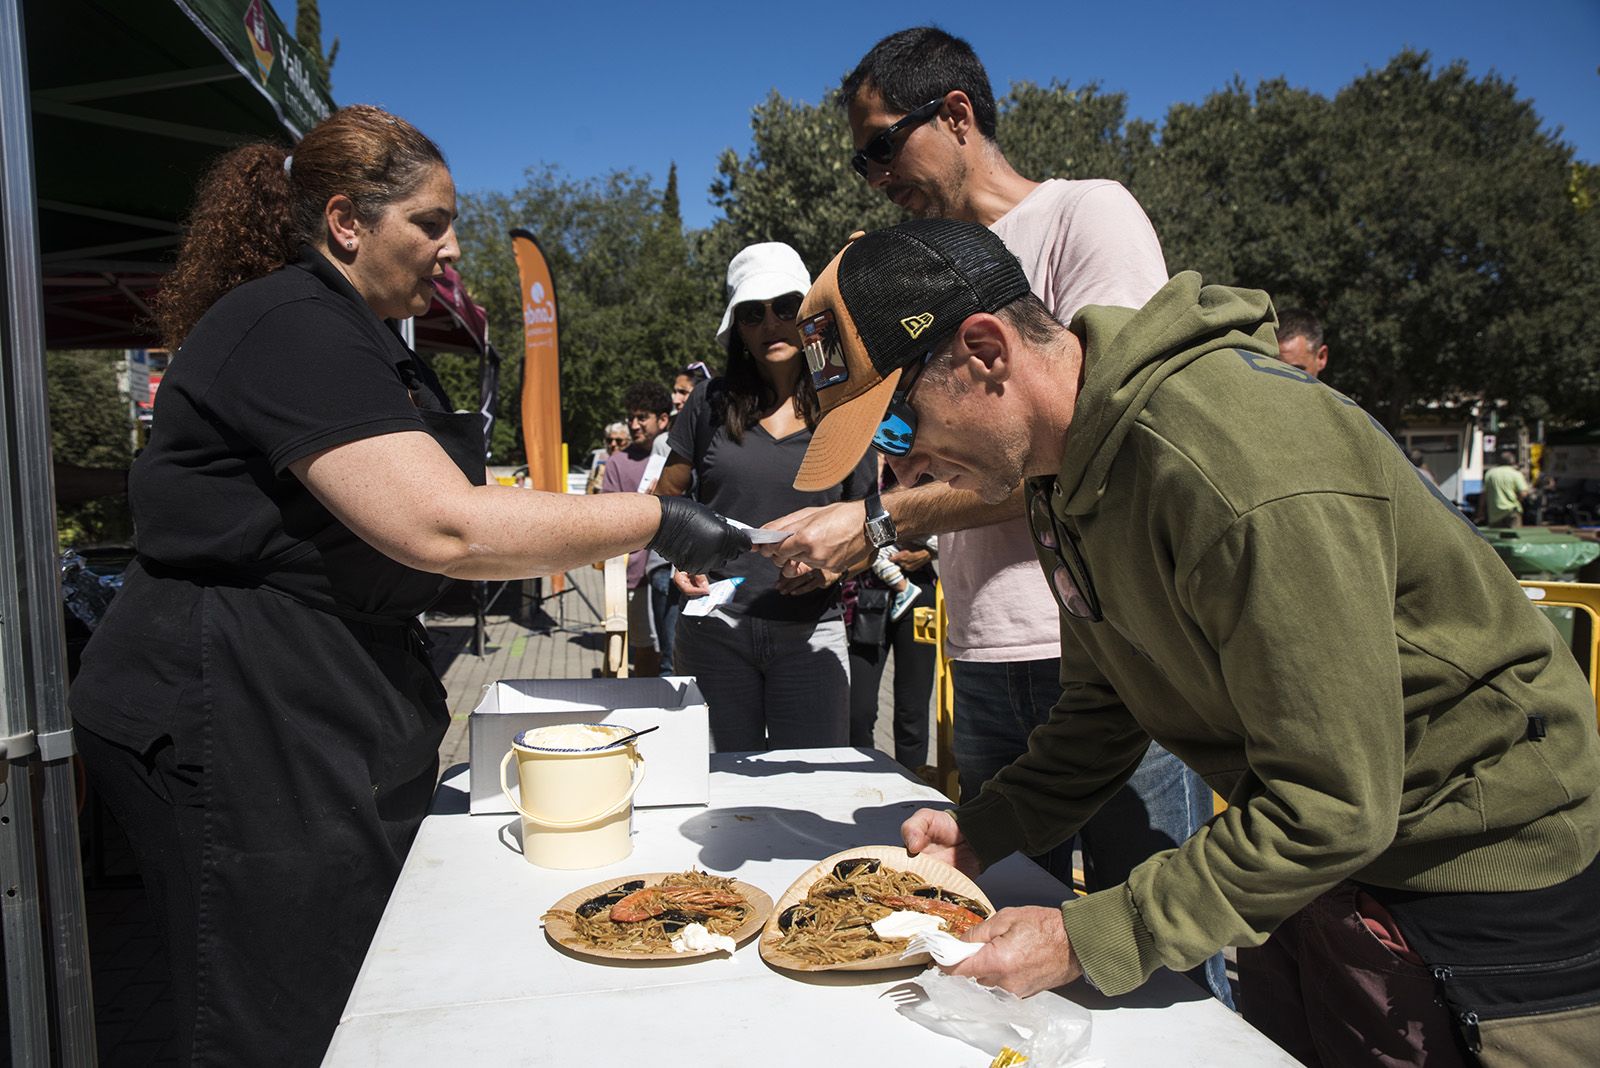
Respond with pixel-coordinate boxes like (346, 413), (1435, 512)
(60, 550), (122, 632)
(901, 969), (1096, 1068)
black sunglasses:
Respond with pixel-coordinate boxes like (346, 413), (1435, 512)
(734, 293), (803, 327)
(870, 352), (933, 457)
(1024, 478), (1102, 622)
(851, 97), (945, 178)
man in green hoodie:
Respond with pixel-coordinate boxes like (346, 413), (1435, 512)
(783, 218), (1600, 1065)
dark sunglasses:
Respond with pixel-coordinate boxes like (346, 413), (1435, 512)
(870, 353), (933, 457)
(852, 97), (944, 178)
(734, 293), (803, 327)
(1024, 478), (1102, 622)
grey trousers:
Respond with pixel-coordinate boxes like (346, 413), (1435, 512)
(674, 613), (850, 752)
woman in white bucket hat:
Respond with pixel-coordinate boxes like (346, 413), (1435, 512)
(653, 242), (874, 751)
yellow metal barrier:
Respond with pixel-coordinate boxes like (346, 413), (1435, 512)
(1520, 580), (1600, 729)
(911, 586), (959, 802)
(1212, 580), (1600, 817)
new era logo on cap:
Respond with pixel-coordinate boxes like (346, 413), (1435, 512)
(900, 312), (934, 339)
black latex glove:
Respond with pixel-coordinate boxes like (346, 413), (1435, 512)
(648, 497), (752, 574)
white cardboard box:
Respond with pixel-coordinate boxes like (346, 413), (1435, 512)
(469, 676), (709, 814)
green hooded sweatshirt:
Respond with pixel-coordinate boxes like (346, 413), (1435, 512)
(953, 272), (1600, 997)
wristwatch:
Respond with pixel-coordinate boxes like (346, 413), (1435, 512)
(863, 490), (897, 550)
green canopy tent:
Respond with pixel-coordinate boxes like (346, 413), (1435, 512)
(1, 2), (331, 1062)
(30, 0), (335, 347)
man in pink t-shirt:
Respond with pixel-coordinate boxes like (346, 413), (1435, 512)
(601, 380), (672, 675)
(768, 26), (1227, 1006)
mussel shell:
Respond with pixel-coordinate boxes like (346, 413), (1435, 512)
(818, 887), (857, 901)
(777, 903), (816, 932)
(911, 886), (989, 916)
(657, 909), (709, 934)
(575, 879), (648, 917)
(830, 857), (881, 881)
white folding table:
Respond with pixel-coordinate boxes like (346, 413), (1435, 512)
(324, 748), (1296, 1066)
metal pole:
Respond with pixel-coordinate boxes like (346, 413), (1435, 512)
(1, 0), (98, 1062)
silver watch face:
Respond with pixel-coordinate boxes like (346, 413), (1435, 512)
(865, 513), (896, 547)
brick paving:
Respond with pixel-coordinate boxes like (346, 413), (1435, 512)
(79, 565), (932, 1063)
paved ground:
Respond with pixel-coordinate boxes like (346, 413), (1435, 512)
(77, 566), (932, 1064)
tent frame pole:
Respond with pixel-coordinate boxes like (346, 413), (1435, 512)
(0, 0), (98, 1063)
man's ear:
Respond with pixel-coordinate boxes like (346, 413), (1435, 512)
(951, 313), (1010, 386)
(942, 90), (976, 141)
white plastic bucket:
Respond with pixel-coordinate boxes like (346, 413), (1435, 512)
(498, 723), (646, 869)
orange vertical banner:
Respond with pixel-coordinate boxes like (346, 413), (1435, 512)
(511, 229), (562, 494)
(511, 228), (564, 590)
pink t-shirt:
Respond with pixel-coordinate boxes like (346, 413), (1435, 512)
(942, 179), (1168, 662)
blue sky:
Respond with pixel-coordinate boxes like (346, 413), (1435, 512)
(322, 0), (1599, 231)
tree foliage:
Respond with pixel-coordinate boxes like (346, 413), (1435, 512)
(295, 0), (338, 87)
(711, 90), (901, 273)
(1131, 52), (1599, 427)
(452, 167), (726, 463)
(432, 48), (1596, 474)
(47, 350), (133, 545)
(996, 80), (1148, 187)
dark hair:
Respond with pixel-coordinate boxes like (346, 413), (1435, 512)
(925, 295), (1060, 389)
(155, 104), (446, 351)
(997, 294), (1060, 347)
(622, 381), (671, 417)
(710, 333), (820, 444)
(1276, 307), (1324, 350)
(840, 27), (998, 140)
(680, 361), (712, 384)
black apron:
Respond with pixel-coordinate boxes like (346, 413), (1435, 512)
(182, 402), (483, 1067)
(68, 249), (490, 1064)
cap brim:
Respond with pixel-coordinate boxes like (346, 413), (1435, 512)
(792, 367), (903, 491)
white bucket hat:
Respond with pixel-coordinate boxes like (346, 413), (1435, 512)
(715, 242), (812, 348)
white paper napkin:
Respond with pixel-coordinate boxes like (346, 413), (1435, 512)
(681, 576), (744, 617)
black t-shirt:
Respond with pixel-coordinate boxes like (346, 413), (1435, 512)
(668, 380), (873, 621)
(72, 247), (465, 753)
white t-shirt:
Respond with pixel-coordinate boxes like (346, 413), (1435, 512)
(942, 178), (1168, 662)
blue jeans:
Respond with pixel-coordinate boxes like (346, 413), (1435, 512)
(951, 656), (1234, 1008)
(647, 566), (680, 674)
(674, 613), (850, 752)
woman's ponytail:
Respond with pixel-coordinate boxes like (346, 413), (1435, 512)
(153, 142), (297, 352)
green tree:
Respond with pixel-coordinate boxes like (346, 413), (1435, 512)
(452, 166), (725, 464)
(1129, 53), (1598, 428)
(295, 0), (339, 88)
(1317, 52), (1598, 427)
(47, 350), (133, 546)
(997, 80), (1146, 187)
(711, 90), (901, 273)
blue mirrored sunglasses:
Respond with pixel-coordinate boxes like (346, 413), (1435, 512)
(870, 353), (932, 457)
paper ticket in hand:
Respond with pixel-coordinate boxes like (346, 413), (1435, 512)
(635, 451), (668, 493)
(681, 576), (744, 617)
(727, 518), (793, 545)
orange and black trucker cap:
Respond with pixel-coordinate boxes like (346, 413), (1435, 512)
(793, 219), (1032, 491)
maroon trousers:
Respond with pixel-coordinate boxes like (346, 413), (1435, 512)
(1238, 882), (1468, 1067)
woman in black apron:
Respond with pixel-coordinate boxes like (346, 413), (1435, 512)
(68, 105), (746, 1067)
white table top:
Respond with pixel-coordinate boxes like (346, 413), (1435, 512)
(325, 748), (1295, 1066)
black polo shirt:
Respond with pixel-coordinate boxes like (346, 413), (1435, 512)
(131, 247), (452, 573)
